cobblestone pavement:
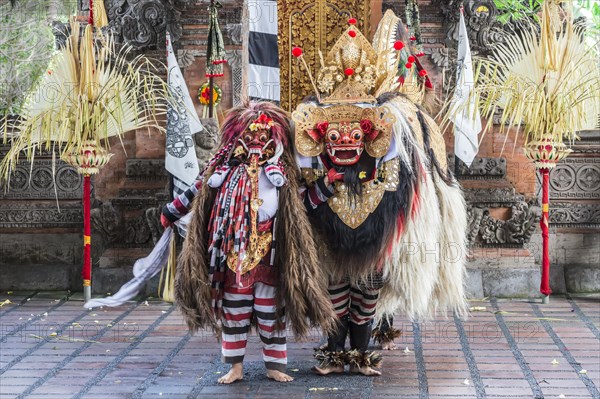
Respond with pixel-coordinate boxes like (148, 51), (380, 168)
(0, 291), (598, 399)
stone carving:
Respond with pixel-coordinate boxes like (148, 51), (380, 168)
(550, 203), (600, 228)
(464, 187), (541, 247)
(195, 118), (220, 167)
(79, 0), (183, 50)
(464, 188), (525, 208)
(145, 207), (164, 244)
(478, 201), (540, 246)
(0, 202), (82, 228)
(450, 155), (506, 178)
(0, 160), (83, 200)
(225, 23), (242, 45)
(177, 49), (196, 69)
(440, 0), (503, 53)
(466, 206), (485, 244)
(433, 0), (504, 89)
(550, 158), (600, 199)
(92, 202), (123, 244)
(92, 201), (155, 247)
(125, 159), (168, 179)
(226, 50), (244, 107)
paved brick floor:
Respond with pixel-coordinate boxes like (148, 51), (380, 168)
(0, 291), (598, 399)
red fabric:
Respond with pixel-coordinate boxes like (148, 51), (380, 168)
(540, 168), (552, 297)
(224, 311), (253, 321)
(82, 175), (91, 282)
(263, 349), (287, 359)
(222, 340), (248, 349)
(88, 0), (94, 25)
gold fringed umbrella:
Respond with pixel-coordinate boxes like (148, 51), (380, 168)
(1, 2), (169, 301)
(441, 1), (600, 302)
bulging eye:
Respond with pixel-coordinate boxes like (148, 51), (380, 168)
(244, 134), (253, 143)
(353, 131), (363, 140)
(259, 134), (268, 142)
(328, 132), (339, 142)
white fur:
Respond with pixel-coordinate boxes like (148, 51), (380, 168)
(376, 97), (469, 322)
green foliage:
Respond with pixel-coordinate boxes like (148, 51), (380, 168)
(0, 1), (76, 115)
(493, 0), (544, 24)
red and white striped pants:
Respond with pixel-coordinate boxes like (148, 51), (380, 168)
(221, 283), (287, 371)
(328, 282), (380, 325)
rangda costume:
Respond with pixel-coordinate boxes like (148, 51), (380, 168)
(293, 13), (468, 371)
(170, 102), (335, 372)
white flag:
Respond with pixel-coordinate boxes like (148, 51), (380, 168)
(165, 31), (202, 187)
(451, 11), (482, 167)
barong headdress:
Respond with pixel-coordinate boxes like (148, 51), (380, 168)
(291, 15), (404, 160)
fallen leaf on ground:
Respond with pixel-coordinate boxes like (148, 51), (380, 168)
(559, 395), (566, 398)
(463, 379), (470, 385)
(0, 299), (13, 307)
(551, 359), (559, 365)
(579, 369), (587, 374)
(403, 347), (412, 354)
(469, 306), (487, 312)
(308, 388), (339, 391)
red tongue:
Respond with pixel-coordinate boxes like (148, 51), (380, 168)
(335, 150), (357, 160)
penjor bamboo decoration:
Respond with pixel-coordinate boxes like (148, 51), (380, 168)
(1, 1), (169, 301)
(441, 0), (600, 302)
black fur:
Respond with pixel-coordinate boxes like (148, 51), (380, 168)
(308, 157), (415, 280)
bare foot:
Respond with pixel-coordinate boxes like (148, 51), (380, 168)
(382, 342), (397, 350)
(266, 369), (294, 382)
(312, 364), (344, 375)
(218, 363), (244, 384)
(350, 365), (382, 376)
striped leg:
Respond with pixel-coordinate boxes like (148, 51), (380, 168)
(254, 282), (287, 372)
(221, 286), (254, 365)
(349, 285), (379, 325)
(328, 282), (351, 319)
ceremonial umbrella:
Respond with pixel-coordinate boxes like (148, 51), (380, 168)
(1, 2), (169, 301)
(442, 0), (600, 302)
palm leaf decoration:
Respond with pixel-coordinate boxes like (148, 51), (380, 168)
(1, 17), (169, 181)
(442, 1), (600, 148)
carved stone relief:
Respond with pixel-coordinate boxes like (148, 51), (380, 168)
(226, 50), (244, 107)
(465, 188), (541, 247)
(79, 0), (183, 50)
(549, 203), (600, 228)
(0, 160), (83, 200)
(91, 201), (157, 247)
(450, 155), (506, 179)
(478, 201), (540, 246)
(0, 202), (83, 228)
(550, 158), (600, 200)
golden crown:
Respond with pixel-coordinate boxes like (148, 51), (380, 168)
(292, 11), (405, 105)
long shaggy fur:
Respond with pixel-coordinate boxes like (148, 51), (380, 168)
(375, 95), (468, 321)
(175, 101), (336, 338)
(275, 150), (338, 337)
(175, 166), (218, 333)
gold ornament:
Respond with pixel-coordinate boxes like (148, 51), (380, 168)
(292, 104), (395, 158)
(523, 139), (572, 170)
(227, 156), (272, 275)
(301, 159), (400, 229)
(62, 141), (113, 175)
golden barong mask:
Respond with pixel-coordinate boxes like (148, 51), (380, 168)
(292, 104), (395, 161)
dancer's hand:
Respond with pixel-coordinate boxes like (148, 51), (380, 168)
(326, 168), (344, 185)
(160, 213), (172, 229)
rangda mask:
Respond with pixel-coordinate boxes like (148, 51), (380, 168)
(233, 113), (276, 163)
